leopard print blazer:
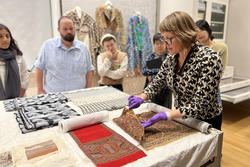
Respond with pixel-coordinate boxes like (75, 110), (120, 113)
(144, 41), (223, 120)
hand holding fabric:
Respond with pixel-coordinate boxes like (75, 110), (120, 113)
(128, 95), (144, 109)
(141, 112), (168, 128)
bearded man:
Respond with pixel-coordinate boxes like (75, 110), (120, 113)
(35, 16), (94, 94)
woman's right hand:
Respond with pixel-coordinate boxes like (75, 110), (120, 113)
(128, 95), (144, 109)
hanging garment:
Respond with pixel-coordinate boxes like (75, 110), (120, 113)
(65, 8), (100, 70)
(127, 15), (153, 73)
(95, 4), (126, 51)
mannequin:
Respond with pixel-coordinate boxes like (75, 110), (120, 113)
(136, 11), (142, 22)
(105, 0), (112, 10)
(75, 6), (82, 18)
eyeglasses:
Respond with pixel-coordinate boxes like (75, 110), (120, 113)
(161, 36), (176, 45)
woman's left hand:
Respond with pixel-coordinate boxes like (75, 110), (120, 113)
(141, 112), (168, 128)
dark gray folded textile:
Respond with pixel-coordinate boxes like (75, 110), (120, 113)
(4, 93), (68, 111)
(15, 102), (80, 133)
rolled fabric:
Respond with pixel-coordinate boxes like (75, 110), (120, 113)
(146, 103), (172, 113)
(59, 110), (109, 132)
(146, 103), (212, 133)
(173, 117), (212, 134)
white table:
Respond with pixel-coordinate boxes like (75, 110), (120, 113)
(0, 90), (223, 167)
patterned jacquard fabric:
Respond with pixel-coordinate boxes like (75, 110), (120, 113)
(144, 41), (223, 120)
(15, 102), (80, 133)
(69, 123), (146, 167)
(113, 108), (197, 150)
(65, 8), (100, 70)
(64, 86), (129, 115)
(126, 15), (153, 73)
(96, 5), (126, 51)
(3, 93), (68, 111)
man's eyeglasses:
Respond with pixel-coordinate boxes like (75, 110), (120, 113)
(161, 36), (176, 45)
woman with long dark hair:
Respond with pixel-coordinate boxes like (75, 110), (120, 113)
(0, 24), (29, 100)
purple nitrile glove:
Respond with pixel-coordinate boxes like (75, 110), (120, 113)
(141, 112), (168, 128)
(128, 95), (144, 109)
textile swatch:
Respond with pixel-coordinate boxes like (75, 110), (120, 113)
(4, 93), (68, 111)
(0, 151), (13, 167)
(15, 102), (80, 133)
(64, 86), (129, 114)
(25, 140), (58, 160)
(69, 123), (146, 167)
(113, 108), (198, 150)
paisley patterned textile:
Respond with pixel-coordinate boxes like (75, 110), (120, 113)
(69, 123), (146, 167)
(113, 107), (144, 141)
(113, 110), (197, 150)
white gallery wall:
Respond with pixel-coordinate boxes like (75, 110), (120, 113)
(226, 0), (250, 78)
(159, 0), (195, 23)
(61, 0), (157, 39)
(0, 0), (53, 68)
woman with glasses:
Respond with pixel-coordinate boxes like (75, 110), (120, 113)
(0, 24), (29, 100)
(128, 11), (223, 130)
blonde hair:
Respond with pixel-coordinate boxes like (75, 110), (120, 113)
(159, 11), (198, 49)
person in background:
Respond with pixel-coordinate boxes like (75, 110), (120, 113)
(142, 32), (171, 108)
(35, 16), (94, 94)
(0, 24), (29, 100)
(97, 34), (128, 91)
(196, 19), (228, 74)
(128, 11), (223, 130)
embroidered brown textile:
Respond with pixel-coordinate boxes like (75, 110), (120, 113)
(113, 109), (197, 150)
(113, 107), (144, 141)
(25, 140), (58, 160)
(0, 151), (12, 167)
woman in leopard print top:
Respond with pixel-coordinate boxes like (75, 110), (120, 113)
(128, 11), (223, 130)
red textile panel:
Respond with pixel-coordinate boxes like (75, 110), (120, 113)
(70, 123), (146, 167)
